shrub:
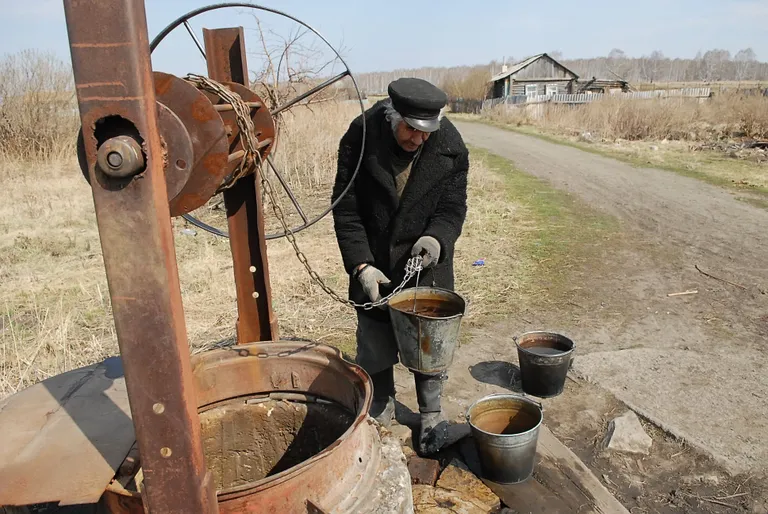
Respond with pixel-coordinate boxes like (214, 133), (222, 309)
(0, 49), (79, 162)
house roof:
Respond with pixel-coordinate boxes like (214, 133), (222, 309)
(490, 53), (579, 83)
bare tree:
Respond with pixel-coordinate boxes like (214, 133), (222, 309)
(608, 48), (625, 60)
(701, 49), (731, 81)
(352, 47), (768, 95)
(0, 49), (78, 160)
(606, 48), (631, 80)
(440, 66), (492, 100)
(735, 48), (757, 81)
(245, 15), (348, 114)
(650, 51), (665, 82)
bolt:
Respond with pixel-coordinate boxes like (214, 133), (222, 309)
(252, 291), (260, 299)
(107, 151), (123, 168)
(96, 135), (144, 178)
(249, 266), (256, 273)
(153, 403), (165, 414)
(160, 447), (172, 458)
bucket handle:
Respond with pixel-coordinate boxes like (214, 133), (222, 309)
(465, 392), (543, 423)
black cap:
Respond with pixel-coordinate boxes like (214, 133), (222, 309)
(388, 77), (447, 133)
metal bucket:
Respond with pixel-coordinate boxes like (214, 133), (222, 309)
(387, 286), (466, 373)
(466, 393), (543, 484)
(515, 331), (575, 398)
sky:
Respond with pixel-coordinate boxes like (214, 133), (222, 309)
(1, 0), (767, 77)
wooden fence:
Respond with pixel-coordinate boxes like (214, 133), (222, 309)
(448, 99), (484, 114)
(481, 87), (713, 112)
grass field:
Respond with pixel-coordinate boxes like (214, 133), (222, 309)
(632, 80), (767, 92)
(0, 84), (627, 399)
(0, 97), (544, 399)
(6, 54), (763, 398)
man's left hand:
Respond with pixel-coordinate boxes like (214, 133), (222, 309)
(411, 236), (441, 268)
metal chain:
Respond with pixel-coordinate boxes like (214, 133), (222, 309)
(185, 73), (260, 191)
(184, 75), (423, 310)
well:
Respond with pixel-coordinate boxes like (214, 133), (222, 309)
(101, 341), (387, 513)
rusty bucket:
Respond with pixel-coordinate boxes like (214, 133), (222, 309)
(387, 286), (466, 373)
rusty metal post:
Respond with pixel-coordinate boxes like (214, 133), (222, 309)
(203, 27), (279, 343)
(62, 1), (218, 512)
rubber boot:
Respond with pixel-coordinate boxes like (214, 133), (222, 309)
(368, 367), (395, 426)
(414, 371), (449, 456)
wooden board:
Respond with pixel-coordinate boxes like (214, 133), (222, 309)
(0, 357), (135, 507)
(460, 425), (629, 514)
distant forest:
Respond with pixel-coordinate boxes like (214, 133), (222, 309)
(353, 48), (768, 97)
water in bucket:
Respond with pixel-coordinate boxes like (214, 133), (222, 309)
(515, 331), (575, 398)
(387, 286), (466, 373)
(466, 394), (543, 484)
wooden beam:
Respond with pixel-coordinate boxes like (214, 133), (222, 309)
(511, 78), (574, 82)
(460, 425), (629, 514)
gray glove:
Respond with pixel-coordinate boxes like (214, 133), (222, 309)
(357, 265), (391, 304)
(411, 236), (441, 268)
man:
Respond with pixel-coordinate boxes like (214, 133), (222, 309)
(331, 77), (469, 456)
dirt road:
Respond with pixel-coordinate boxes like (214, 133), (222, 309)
(450, 121), (768, 477)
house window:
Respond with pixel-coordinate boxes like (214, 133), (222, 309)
(525, 84), (538, 96)
(546, 84), (558, 96)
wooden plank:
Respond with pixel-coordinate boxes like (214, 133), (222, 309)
(460, 426), (629, 514)
(0, 357), (135, 507)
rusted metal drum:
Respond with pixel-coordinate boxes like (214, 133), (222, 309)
(387, 286), (467, 373)
(100, 341), (383, 513)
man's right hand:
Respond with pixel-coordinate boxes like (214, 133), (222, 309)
(357, 265), (391, 305)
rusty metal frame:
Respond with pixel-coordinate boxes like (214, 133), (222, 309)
(203, 27), (278, 344)
(62, 0), (218, 512)
(53, 2), (374, 512)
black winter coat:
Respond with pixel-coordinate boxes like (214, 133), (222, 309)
(331, 100), (470, 321)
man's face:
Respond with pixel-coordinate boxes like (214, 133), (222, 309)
(394, 121), (430, 152)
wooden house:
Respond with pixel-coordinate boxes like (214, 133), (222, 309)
(575, 78), (631, 94)
(490, 53), (579, 98)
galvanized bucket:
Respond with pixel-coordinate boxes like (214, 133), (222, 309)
(466, 393), (543, 484)
(387, 286), (466, 373)
(515, 331), (575, 398)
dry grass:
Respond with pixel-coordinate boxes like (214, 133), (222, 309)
(0, 97), (530, 398)
(633, 81), (767, 93)
(485, 93), (768, 142)
(0, 50), (79, 163)
(0, 163), (112, 395)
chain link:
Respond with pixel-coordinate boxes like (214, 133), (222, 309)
(184, 74), (422, 310)
(185, 73), (263, 191)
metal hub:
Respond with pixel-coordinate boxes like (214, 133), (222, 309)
(97, 135), (145, 178)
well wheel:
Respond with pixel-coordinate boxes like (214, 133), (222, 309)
(149, 2), (367, 240)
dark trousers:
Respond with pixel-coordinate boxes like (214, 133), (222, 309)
(355, 311), (444, 413)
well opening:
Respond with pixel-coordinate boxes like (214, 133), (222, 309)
(199, 396), (355, 489)
(107, 341), (380, 513)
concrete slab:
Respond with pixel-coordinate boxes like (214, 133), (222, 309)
(573, 348), (768, 475)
